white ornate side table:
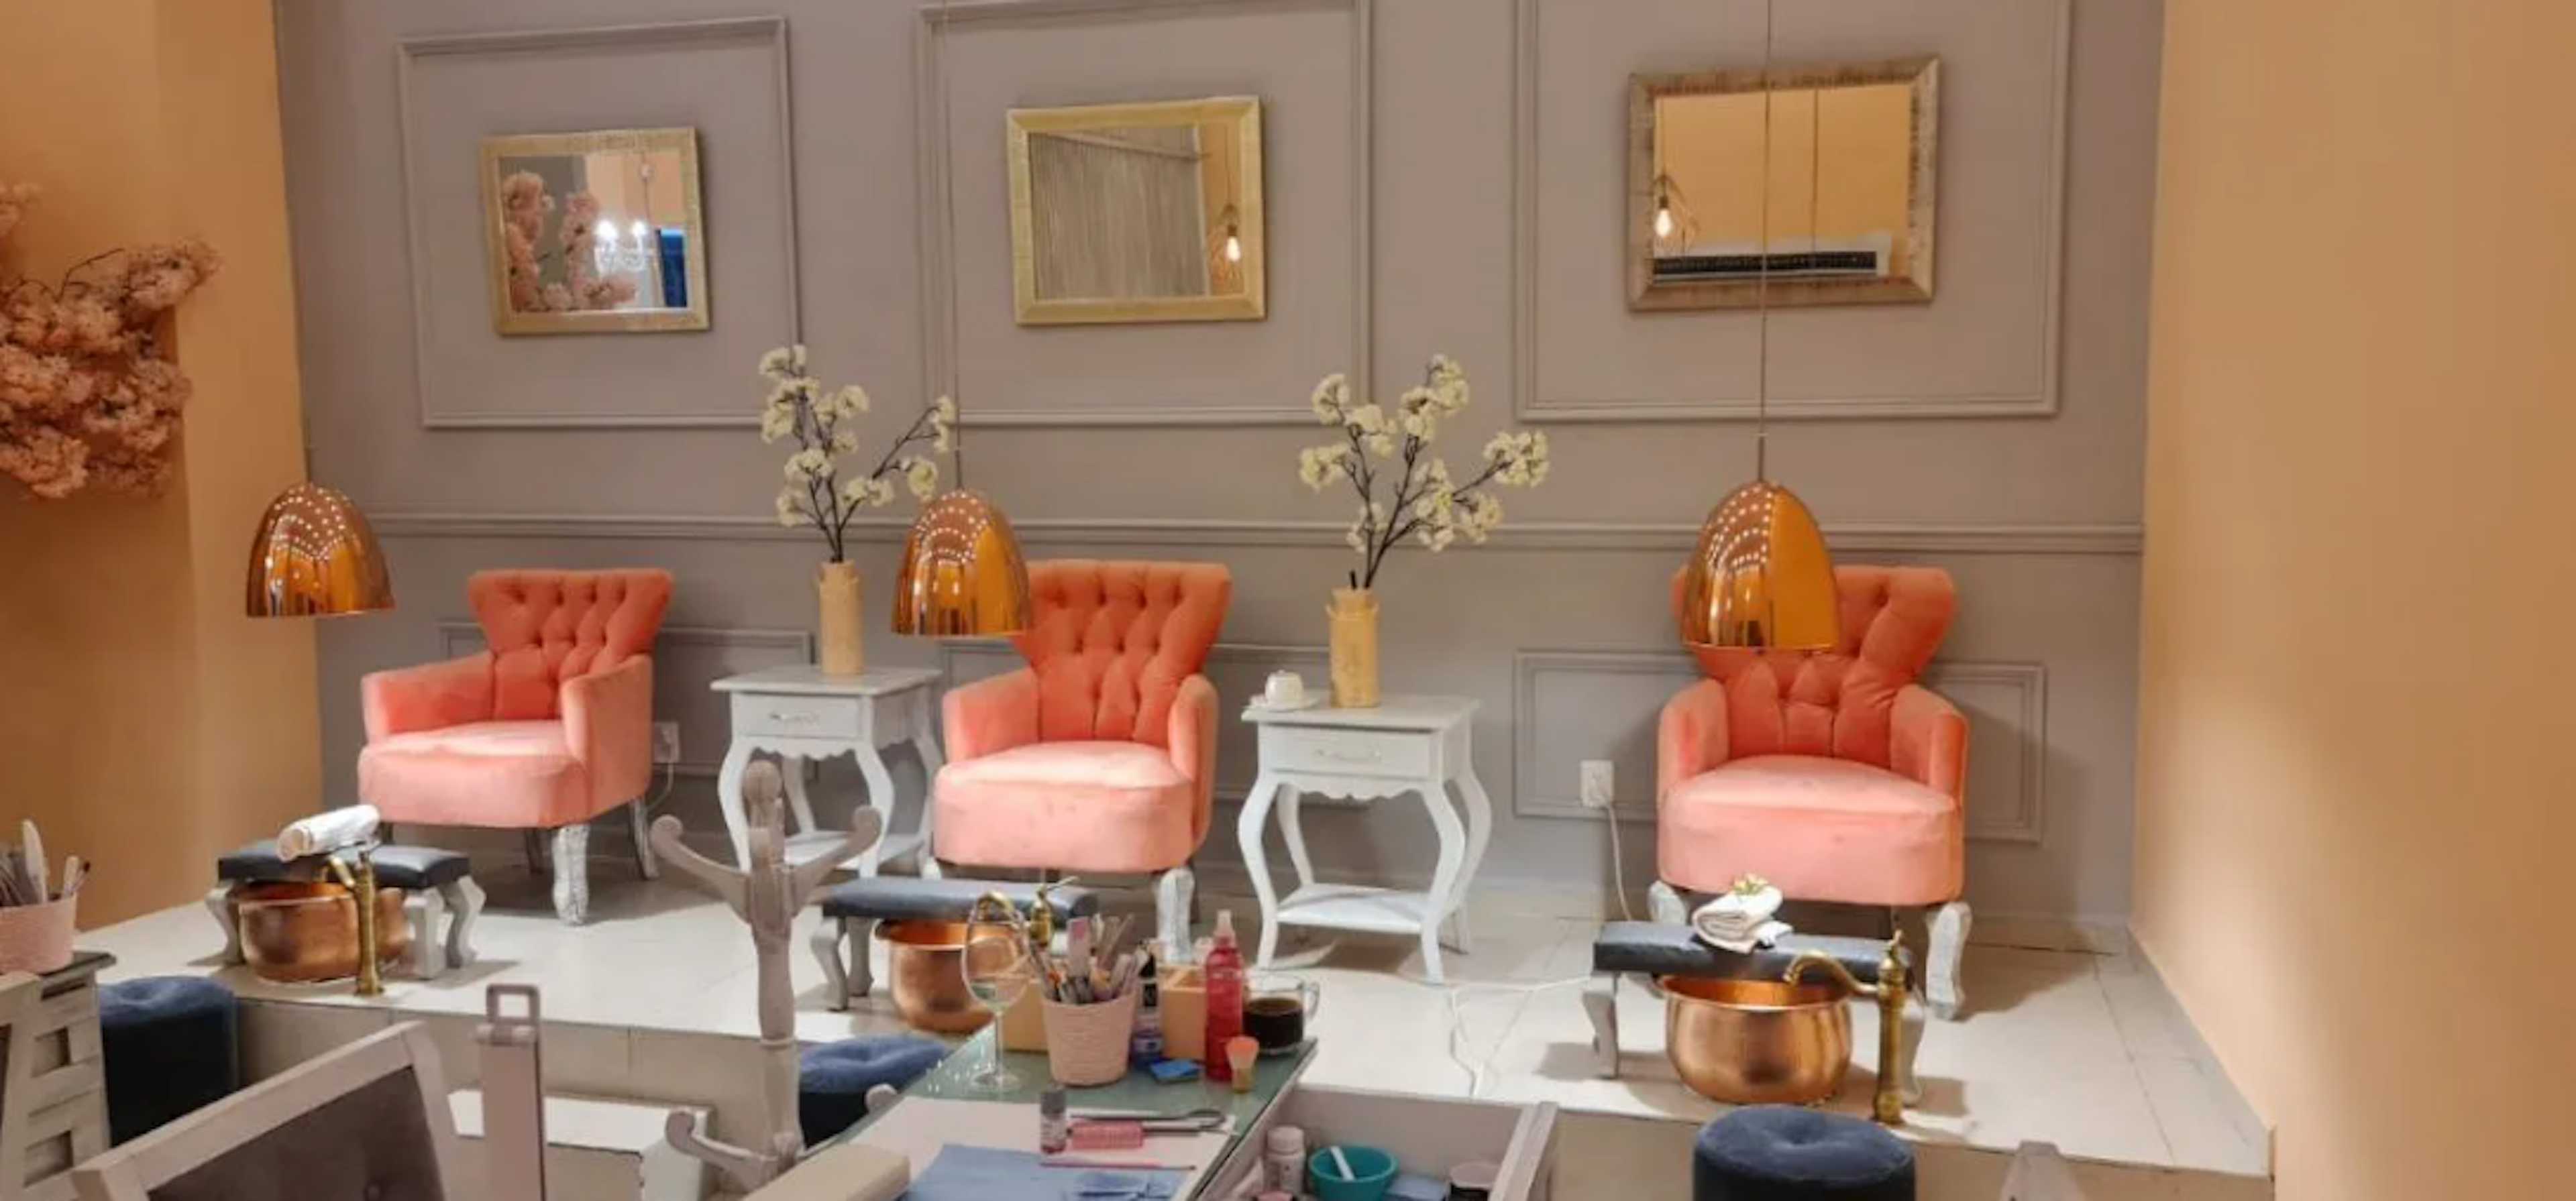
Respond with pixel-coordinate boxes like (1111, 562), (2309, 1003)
(1236, 695), (1493, 983)
(710, 666), (943, 874)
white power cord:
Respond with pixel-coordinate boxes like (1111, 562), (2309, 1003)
(1603, 793), (1637, 921)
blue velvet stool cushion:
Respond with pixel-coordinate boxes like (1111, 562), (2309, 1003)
(1695, 1106), (1915, 1201)
(99, 976), (241, 1145)
(798, 1036), (947, 1144)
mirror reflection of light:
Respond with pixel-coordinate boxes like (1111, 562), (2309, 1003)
(1654, 205), (1676, 239)
(1224, 231), (1244, 263)
(630, 219), (650, 244)
(596, 220), (620, 249)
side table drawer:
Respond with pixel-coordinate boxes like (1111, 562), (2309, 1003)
(1261, 727), (1431, 780)
(1207, 1085), (1556, 1200)
(731, 693), (864, 740)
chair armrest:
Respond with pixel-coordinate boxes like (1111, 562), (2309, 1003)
(943, 669), (1040, 763)
(361, 653), (495, 742)
(1892, 683), (1969, 803)
(1168, 674), (1220, 844)
(564, 656), (656, 805)
(1658, 679), (1730, 805)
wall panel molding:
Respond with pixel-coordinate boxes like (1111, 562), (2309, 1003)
(916, 0), (1373, 426)
(1509, 0), (2073, 422)
(370, 509), (2143, 555)
(396, 17), (800, 430)
(435, 620), (815, 778)
(1510, 649), (2049, 844)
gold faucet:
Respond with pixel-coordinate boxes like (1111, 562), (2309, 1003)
(1784, 932), (1908, 1125)
(323, 843), (384, 998)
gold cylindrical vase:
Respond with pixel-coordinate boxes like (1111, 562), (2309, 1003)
(1328, 587), (1381, 707)
(818, 560), (865, 675)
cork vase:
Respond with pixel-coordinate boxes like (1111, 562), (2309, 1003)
(1328, 586), (1381, 707)
(818, 560), (865, 676)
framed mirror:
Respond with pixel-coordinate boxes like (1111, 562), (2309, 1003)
(1629, 57), (1939, 310)
(1006, 97), (1265, 326)
(478, 127), (710, 335)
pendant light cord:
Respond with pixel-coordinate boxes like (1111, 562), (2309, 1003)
(935, 0), (968, 492)
(1753, 0), (1775, 481)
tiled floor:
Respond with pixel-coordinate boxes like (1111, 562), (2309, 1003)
(90, 869), (2269, 1182)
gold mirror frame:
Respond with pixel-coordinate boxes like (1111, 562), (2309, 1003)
(1627, 56), (1939, 311)
(1005, 97), (1267, 326)
(478, 127), (711, 335)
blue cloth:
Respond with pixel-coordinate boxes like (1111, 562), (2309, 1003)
(1693, 1106), (1915, 1200)
(797, 1036), (947, 1144)
(99, 976), (239, 1145)
(904, 1145), (1182, 1201)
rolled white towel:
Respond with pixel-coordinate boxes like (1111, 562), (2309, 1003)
(278, 805), (383, 860)
(1691, 883), (1791, 954)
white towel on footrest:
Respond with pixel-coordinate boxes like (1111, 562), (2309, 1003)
(278, 805), (383, 860)
(1691, 884), (1791, 954)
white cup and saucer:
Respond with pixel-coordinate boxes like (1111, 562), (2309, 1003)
(1251, 670), (1320, 711)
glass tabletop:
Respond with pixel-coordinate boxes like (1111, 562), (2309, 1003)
(831, 1027), (1315, 1194)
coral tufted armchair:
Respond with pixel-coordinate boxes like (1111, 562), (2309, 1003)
(359, 569), (672, 924)
(1654, 565), (1976, 1017)
(934, 560), (1230, 952)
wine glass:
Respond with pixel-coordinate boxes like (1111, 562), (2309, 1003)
(960, 925), (1032, 1094)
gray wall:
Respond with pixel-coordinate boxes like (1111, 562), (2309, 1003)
(281, 0), (2160, 933)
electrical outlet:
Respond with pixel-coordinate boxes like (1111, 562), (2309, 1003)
(1579, 760), (1615, 809)
(651, 721), (682, 766)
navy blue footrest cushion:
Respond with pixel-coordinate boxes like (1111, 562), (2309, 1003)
(819, 877), (1099, 923)
(100, 977), (241, 1146)
(217, 840), (471, 891)
(798, 1037), (948, 1144)
(1694, 1106), (1915, 1201)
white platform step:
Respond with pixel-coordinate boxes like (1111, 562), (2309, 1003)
(449, 1089), (711, 1201)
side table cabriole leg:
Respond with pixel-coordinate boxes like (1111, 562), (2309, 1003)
(1416, 772), (1467, 984)
(206, 885), (243, 965)
(853, 745), (900, 878)
(810, 917), (850, 1011)
(441, 876), (486, 966)
(1582, 974), (1621, 1078)
(1448, 769), (1495, 954)
(1235, 771), (1287, 968)
(405, 887), (449, 978)
(716, 740), (757, 868)
(780, 754), (818, 835)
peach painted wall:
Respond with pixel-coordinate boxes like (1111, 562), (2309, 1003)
(2137, 1), (2576, 1197)
(0, 0), (319, 925)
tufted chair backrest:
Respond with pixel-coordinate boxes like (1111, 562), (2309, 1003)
(468, 569), (673, 721)
(1012, 560), (1230, 748)
(1670, 565), (1956, 769)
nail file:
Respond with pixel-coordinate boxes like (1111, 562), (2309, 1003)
(1069, 1121), (1148, 1151)
(21, 821), (46, 901)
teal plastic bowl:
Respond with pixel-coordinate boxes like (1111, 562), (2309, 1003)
(1308, 1145), (1399, 1201)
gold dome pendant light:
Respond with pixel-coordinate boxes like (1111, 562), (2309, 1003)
(1679, 0), (1837, 651)
(244, 481), (394, 618)
(894, 0), (1031, 639)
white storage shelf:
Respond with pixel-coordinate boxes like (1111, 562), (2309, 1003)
(1205, 1084), (1557, 1201)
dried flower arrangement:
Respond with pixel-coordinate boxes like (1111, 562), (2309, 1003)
(1297, 355), (1551, 589)
(498, 171), (641, 314)
(1, 178), (221, 500)
(759, 344), (955, 563)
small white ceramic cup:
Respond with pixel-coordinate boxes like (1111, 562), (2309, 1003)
(1264, 671), (1306, 708)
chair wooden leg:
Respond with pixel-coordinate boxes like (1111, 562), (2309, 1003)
(1646, 880), (1688, 926)
(629, 798), (660, 880)
(441, 876), (486, 966)
(1156, 866), (1196, 955)
(1925, 901), (1972, 1020)
(1582, 975), (1621, 1078)
(405, 888), (447, 978)
(811, 917), (851, 1011)
(552, 824), (592, 925)
(522, 829), (547, 875)
(206, 885), (243, 965)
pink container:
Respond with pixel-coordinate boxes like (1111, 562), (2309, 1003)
(1041, 990), (1140, 1086)
(0, 895), (77, 975)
